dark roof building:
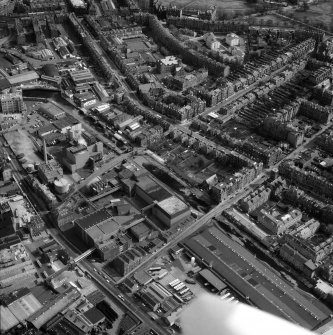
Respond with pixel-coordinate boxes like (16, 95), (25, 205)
(199, 269), (227, 292)
(183, 227), (331, 330)
(75, 208), (112, 231)
(135, 176), (171, 205)
(83, 307), (105, 326)
(41, 64), (59, 77)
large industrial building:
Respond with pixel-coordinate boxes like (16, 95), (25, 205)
(183, 227), (331, 330)
(62, 138), (103, 173)
(152, 196), (190, 228)
(135, 175), (171, 204)
(74, 208), (128, 260)
(75, 208), (120, 247)
(70, 69), (95, 86)
(37, 160), (64, 184)
(38, 102), (66, 120)
(1, 287), (42, 325)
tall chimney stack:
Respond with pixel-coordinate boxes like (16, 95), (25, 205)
(43, 138), (48, 164)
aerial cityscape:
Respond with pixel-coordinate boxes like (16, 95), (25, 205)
(0, 0), (332, 334)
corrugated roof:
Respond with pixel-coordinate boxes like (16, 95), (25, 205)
(183, 227), (330, 330)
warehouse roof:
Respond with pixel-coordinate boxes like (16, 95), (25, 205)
(98, 219), (120, 235)
(1, 287), (31, 305)
(75, 208), (112, 230)
(136, 176), (171, 202)
(53, 115), (79, 129)
(157, 196), (189, 216)
(130, 222), (150, 237)
(199, 269), (227, 291)
(38, 102), (66, 118)
(7, 71), (39, 85)
(0, 306), (19, 333)
(133, 270), (152, 286)
(27, 286), (80, 329)
(183, 227), (330, 330)
(83, 307), (105, 325)
(37, 123), (57, 137)
(7, 293), (42, 322)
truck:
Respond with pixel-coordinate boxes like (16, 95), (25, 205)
(158, 271), (168, 280)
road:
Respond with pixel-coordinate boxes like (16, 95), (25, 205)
(79, 260), (169, 335)
(69, 107), (128, 153)
(66, 152), (132, 197)
(272, 120), (333, 169)
(43, 211), (168, 335)
(118, 173), (267, 282)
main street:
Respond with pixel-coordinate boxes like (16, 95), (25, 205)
(79, 260), (170, 335)
(118, 173), (267, 282)
(43, 211), (169, 335)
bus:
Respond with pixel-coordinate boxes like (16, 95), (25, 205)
(158, 271), (168, 280)
(173, 294), (184, 304)
(175, 284), (185, 291)
(169, 279), (179, 287)
(221, 293), (231, 300)
(179, 288), (190, 295)
(170, 279), (180, 287)
(149, 267), (162, 272)
(173, 283), (183, 290)
(182, 291), (192, 299)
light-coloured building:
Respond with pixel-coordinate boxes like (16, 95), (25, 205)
(152, 196), (191, 228)
(62, 140), (103, 173)
(205, 32), (220, 51)
(0, 88), (26, 114)
(258, 208), (302, 235)
(226, 33), (239, 47)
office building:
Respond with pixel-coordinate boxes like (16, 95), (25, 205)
(258, 208), (302, 235)
(0, 88), (26, 114)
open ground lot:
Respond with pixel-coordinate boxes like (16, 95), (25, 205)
(4, 129), (43, 167)
(158, 0), (254, 13)
(281, 2), (333, 30)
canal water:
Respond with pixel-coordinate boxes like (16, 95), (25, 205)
(23, 89), (73, 108)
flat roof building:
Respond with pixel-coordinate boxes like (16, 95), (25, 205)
(27, 286), (81, 329)
(70, 69), (95, 86)
(0, 306), (19, 333)
(37, 159), (63, 184)
(75, 208), (120, 248)
(135, 176), (171, 205)
(6, 291), (42, 323)
(7, 71), (39, 86)
(38, 102), (66, 120)
(83, 307), (105, 326)
(183, 227), (330, 330)
(152, 196), (190, 228)
(0, 88), (26, 114)
(199, 269), (227, 292)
